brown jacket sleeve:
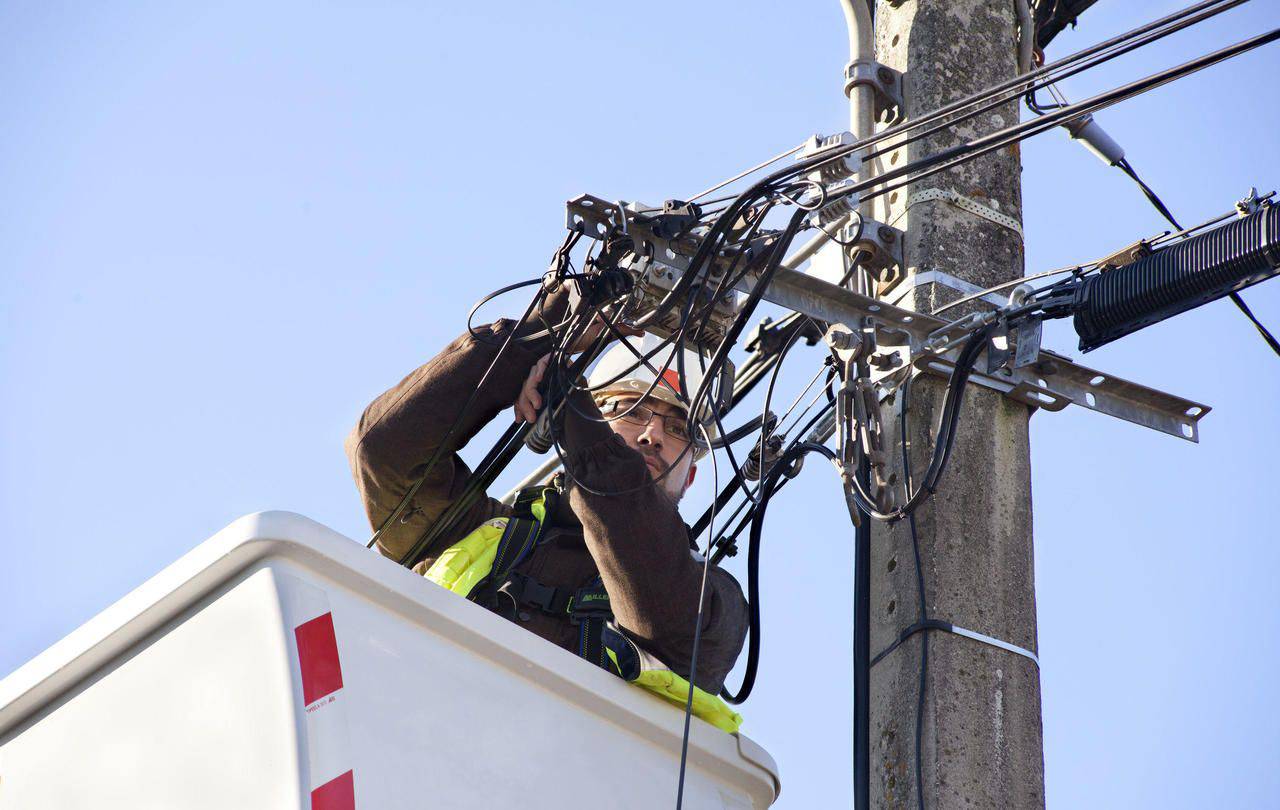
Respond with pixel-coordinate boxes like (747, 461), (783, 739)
(344, 293), (566, 567)
(559, 391), (749, 694)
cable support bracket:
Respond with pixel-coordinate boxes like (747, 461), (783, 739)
(843, 59), (905, 125)
(732, 264), (1210, 442)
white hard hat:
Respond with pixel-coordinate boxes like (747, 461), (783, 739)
(586, 334), (718, 449)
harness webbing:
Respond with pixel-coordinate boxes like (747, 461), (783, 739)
(468, 482), (620, 673)
(442, 483), (742, 733)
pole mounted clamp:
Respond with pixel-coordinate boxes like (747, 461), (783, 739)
(843, 59), (905, 125)
(843, 218), (905, 287)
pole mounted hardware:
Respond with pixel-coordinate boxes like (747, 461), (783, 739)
(904, 187), (1025, 238)
(564, 188), (1214, 444)
(828, 324), (894, 518)
(843, 219), (905, 287)
(564, 194), (772, 352)
(730, 255), (1210, 442)
(843, 58), (906, 125)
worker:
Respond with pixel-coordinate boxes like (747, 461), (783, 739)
(345, 285), (748, 731)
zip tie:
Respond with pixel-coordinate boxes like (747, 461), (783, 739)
(870, 618), (1039, 668)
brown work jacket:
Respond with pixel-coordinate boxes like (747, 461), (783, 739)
(344, 306), (749, 694)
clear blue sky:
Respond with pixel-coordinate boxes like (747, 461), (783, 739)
(2, 2), (1277, 807)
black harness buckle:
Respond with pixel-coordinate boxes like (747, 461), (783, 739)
(501, 571), (574, 615)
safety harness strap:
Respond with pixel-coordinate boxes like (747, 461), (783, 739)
(472, 483), (561, 609)
(489, 517), (539, 581)
(495, 567), (616, 671)
(578, 617), (611, 671)
(499, 572), (614, 618)
(444, 484), (740, 731)
(870, 618), (1040, 668)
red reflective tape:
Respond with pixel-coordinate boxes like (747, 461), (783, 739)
(295, 612), (344, 705)
(311, 770), (354, 810)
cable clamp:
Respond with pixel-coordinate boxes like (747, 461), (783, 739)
(905, 188), (1024, 238)
(843, 59), (904, 125)
(870, 618), (1039, 668)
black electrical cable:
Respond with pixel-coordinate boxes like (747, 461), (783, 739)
(839, 26), (1280, 214)
(403, 275), (625, 561)
(538, 272), (745, 502)
(865, 0), (1245, 166)
(674, 424), (721, 810)
(369, 280), (551, 556)
(840, 323), (998, 522)
(719, 440), (838, 705)
(899, 373), (930, 810)
(405, 420), (533, 561)
(466, 277), (550, 345)
(708, 393), (835, 567)
(682, 209), (809, 441)
(1115, 157), (1280, 356)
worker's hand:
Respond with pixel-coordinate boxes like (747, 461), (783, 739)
(564, 313), (642, 355)
(515, 355), (551, 423)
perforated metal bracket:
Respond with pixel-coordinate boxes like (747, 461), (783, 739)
(906, 187), (1023, 237)
(844, 59), (905, 125)
(903, 348), (1209, 442)
(731, 265), (1210, 442)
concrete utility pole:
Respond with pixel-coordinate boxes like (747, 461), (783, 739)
(868, 2), (1045, 807)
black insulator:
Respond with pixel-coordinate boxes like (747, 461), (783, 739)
(524, 409), (555, 454)
(743, 434), (784, 482)
(581, 266), (633, 303)
(1072, 205), (1280, 352)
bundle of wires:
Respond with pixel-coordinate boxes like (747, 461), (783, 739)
(373, 0), (1277, 564)
(357, 4), (1279, 805)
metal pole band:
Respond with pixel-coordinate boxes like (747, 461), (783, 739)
(870, 618), (1040, 668)
(905, 187), (1024, 237)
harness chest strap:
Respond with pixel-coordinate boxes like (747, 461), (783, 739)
(422, 484), (743, 734)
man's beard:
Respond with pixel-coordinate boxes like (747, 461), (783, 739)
(639, 448), (686, 503)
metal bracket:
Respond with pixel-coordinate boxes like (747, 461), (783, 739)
(905, 348), (1209, 441)
(564, 193), (771, 350)
(844, 59), (905, 125)
(565, 188), (1211, 443)
(733, 265), (1210, 442)
(1236, 186), (1268, 217)
(828, 323), (895, 519)
(885, 268), (1009, 310)
(843, 218), (905, 287)
(1097, 237), (1154, 271)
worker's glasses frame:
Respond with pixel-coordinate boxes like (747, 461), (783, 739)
(599, 397), (692, 443)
